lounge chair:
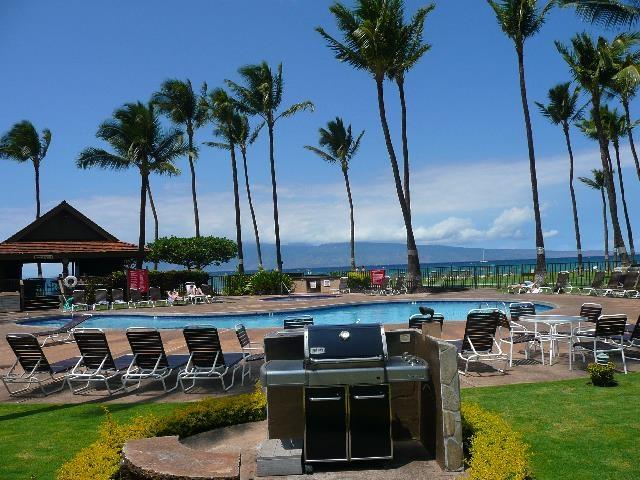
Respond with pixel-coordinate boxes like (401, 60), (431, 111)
(392, 276), (408, 295)
(450, 309), (507, 375)
(32, 313), (92, 347)
(577, 271), (605, 296)
(91, 288), (110, 311)
(2, 333), (79, 396)
(122, 328), (189, 391)
(613, 271), (640, 298)
(234, 324), (265, 385)
(539, 272), (572, 294)
(597, 271), (624, 297)
(624, 315), (640, 361)
(201, 284), (221, 303)
(148, 287), (169, 307)
(572, 314), (628, 374)
(178, 326), (244, 392)
(283, 316), (314, 330)
(409, 313), (444, 330)
(111, 288), (130, 309)
(67, 328), (131, 394)
(185, 282), (206, 304)
(71, 289), (89, 311)
(330, 277), (350, 294)
(132, 288), (154, 308)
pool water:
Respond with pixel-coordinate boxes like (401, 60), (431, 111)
(20, 300), (553, 330)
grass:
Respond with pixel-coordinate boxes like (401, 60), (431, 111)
(463, 372), (640, 480)
(0, 401), (180, 480)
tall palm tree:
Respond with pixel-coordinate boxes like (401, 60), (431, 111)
(579, 169), (610, 266)
(0, 121), (52, 276)
(556, 33), (631, 265)
(305, 117), (364, 271)
(487, 0), (554, 283)
(77, 102), (185, 268)
(204, 88), (245, 274)
(388, 3), (435, 209)
(317, 0), (423, 287)
(559, 1), (640, 27)
(226, 62), (314, 271)
(535, 83), (584, 268)
(152, 79), (208, 237)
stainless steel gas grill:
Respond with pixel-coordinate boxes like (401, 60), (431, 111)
(260, 323), (429, 465)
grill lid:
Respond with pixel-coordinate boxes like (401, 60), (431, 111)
(304, 324), (387, 362)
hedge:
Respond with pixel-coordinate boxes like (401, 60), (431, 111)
(223, 270), (294, 296)
(57, 387), (266, 480)
(461, 402), (531, 480)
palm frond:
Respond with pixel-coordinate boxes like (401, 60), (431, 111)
(304, 145), (339, 163)
(76, 148), (131, 170)
(559, 0), (640, 28)
(204, 141), (231, 150)
(276, 101), (315, 121)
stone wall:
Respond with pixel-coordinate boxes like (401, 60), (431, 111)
(0, 292), (20, 313)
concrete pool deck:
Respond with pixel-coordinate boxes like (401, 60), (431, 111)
(0, 289), (638, 404)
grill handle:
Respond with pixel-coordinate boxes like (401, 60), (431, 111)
(353, 394), (386, 400)
(307, 356), (384, 364)
(308, 396), (342, 402)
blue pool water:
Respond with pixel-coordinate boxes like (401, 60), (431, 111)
(20, 300), (553, 330)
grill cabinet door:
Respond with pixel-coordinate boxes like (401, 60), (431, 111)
(349, 385), (392, 460)
(304, 386), (348, 461)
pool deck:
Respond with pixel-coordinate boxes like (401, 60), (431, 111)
(1, 289), (638, 404)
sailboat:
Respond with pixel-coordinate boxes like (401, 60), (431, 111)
(480, 249), (488, 263)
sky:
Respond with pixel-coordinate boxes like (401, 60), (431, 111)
(1, 0), (639, 273)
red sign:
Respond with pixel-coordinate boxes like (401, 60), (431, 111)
(371, 269), (386, 287)
(128, 269), (149, 293)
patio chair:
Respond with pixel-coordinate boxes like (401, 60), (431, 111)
(67, 328), (131, 394)
(111, 288), (130, 309)
(597, 271), (624, 297)
(71, 289), (89, 311)
(451, 309), (507, 375)
(539, 272), (572, 294)
(572, 303), (603, 337)
(572, 314), (628, 374)
(201, 284), (220, 303)
(578, 271), (605, 296)
(178, 326), (244, 392)
(148, 286), (169, 307)
(2, 333), (79, 396)
(122, 328), (189, 391)
(613, 271), (640, 298)
(234, 324), (265, 385)
(623, 315), (640, 361)
(33, 313), (92, 347)
(497, 310), (544, 367)
(185, 282), (206, 304)
(92, 288), (110, 311)
(133, 288), (154, 308)
(283, 315), (314, 330)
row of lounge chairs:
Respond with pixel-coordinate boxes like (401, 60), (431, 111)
(2, 324), (264, 396)
(509, 270), (640, 298)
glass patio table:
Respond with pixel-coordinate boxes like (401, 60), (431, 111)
(519, 315), (587, 368)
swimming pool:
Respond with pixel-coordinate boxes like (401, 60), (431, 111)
(19, 300), (553, 330)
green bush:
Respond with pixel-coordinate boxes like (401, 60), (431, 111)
(57, 387), (266, 480)
(347, 271), (371, 290)
(146, 236), (237, 270)
(461, 402), (531, 480)
(587, 362), (617, 387)
(248, 270), (294, 295)
(223, 273), (252, 295)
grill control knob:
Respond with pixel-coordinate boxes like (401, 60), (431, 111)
(339, 330), (350, 341)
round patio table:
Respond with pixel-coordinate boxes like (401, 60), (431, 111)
(519, 315), (587, 369)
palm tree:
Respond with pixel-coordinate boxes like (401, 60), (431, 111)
(535, 83), (584, 268)
(388, 3), (435, 209)
(556, 33), (631, 265)
(0, 121), (52, 277)
(152, 79), (208, 237)
(305, 117), (364, 271)
(203, 88), (245, 274)
(226, 62), (314, 271)
(559, 1), (640, 28)
(317, 0), (423, 287)
(487, 0), (554, 282)
(579, 169), (610, 267)
(77, 102), (186, 268)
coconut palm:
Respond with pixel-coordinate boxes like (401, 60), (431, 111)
(388, 3), (435, 208)
(147, 182), (160, 270)
(226, 62), (314, 271)
(0, 121), (52, 277)
(305, 117), (364, 271)
(203, 88), (245, 274)
(579, 169), (610, 266)
(77, 102), (186, 268)
(152, 79), (208, 237)
(317, 0), (424, 287)
(487, 0), (554, 282)
(535, 83), (585, 267)
(556, 33), (631, 265)
(559, 1), (640, 28)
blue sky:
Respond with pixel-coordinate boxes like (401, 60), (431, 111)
(1, 1), (638, 271)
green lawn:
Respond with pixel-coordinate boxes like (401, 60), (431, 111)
(0, 402), (180, 480)
(463, 372), (640, 480)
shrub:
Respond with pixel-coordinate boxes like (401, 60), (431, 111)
(587, 362), (617, 387)
(347, 271), (371, 290)
(146, 236), (237, 270)
(461, 402), (530, 480)
(57, 387), (266, 480)
(223, 273), (252, 295)
(248, 270), (294, 295)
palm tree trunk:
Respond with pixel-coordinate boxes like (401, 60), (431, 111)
(33, 160), (42, 277)
(516, 46), (546, 282)
(188, 127), (201, 238)
(601, 188), (610, 269)
(268, 121), (283, 271)
(622, 99), (640, 181)
(240, 147), (263, 269)
(230, 143), (244, 274)
(375, 76), (421, 288)
(137, 172), (148, 269)
(613, 141), (635, 262)
(592, 93), (629, 265)
(563, 123), (583, 269)
(342, 166), (356, 271)
(147, 182), (159, 271)
(397, 77), (410, 208)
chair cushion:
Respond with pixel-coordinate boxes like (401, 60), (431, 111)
(510, 333), (537, 344)
(167, 354), (190, 369)
(244, 353), (265, 362)
(50, 357), (80, 374)
(222, 352), (244, 367)
(574, 341), (622, 351)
